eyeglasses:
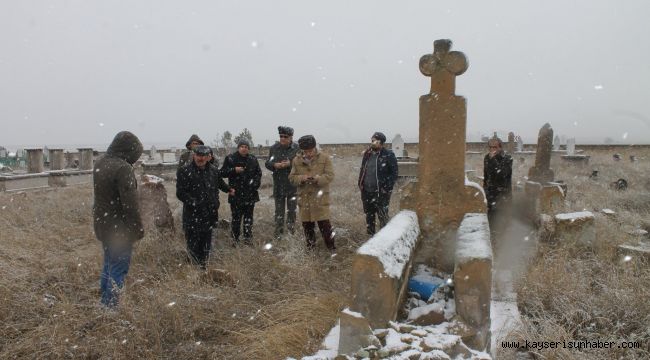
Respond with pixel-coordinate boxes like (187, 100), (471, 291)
(280, 135), (290, 139)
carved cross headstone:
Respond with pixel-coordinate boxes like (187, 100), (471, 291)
(401, 39), (485, 271)
(392, 134), (405, 158)
(528, 123), (555, 183)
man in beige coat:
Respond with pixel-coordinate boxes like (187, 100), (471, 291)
(289, 135), (336, 252)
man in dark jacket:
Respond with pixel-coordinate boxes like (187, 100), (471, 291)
(93, 131), (144, 307)
(179, 134), (204, 167)
(483, 137), (513, 236)
(265, 126), (299, 238)
(176, 145), (233, 268)
(358, 132), (399, 235)
(220, 139), (262, 244)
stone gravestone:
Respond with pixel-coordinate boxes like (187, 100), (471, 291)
(149, 146), (162, 163)
(553, 135), (561, 151)
(566, 138), (576, 156)
(528, 123), (555, 183)
(515, 135), (523, 152)
(506, 132), (515, 154)
(392, 134), (405, 158)
(78, 148), (94, 170)
(26, 148), (44, 173)
(138, 174), (174, 231)
(49, 149), (65, 170)
(162, 153), (176, 163)
(400, 39), (486, 271)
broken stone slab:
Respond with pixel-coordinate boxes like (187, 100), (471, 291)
(617, 243), (650, 262)
(338, 308), (375, 355)
(350, 210), (419, 329)
(407, 302), (445, 326)
(138, 176), (174, 230)
(553, 211), (596, 246)
(454, 213), (492, 351)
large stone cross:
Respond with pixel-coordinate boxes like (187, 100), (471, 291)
(419, 39), (468, 96)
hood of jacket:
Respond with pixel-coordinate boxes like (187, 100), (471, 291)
(185, 134), (204, 149)
(106, 131), (143, 165)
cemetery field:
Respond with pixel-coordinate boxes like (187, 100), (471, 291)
(1, 149), (650, 359)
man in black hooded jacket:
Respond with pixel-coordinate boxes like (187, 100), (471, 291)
(177, 145), (232, 268)
(220, 139), (262, 244)
(93, 131), (144, 307)
(483, 137), (513, 236)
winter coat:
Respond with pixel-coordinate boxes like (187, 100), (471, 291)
(176, 161), (230, 232)
(93, 131), (144, 246)
(219, 151), (262, 206)
(264, 141), (299, 196)
(289, 151), (335, 222)
(358, 147), (398, 193)
(483, 151), (513, 206)
(178, 134), (204, 167)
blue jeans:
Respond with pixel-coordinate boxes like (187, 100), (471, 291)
(100, 243), (133, 307)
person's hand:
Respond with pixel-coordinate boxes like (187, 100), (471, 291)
(273, 162), (283, 169)
(282, 160), (290, 168)
(235, 166), (244, 173)
(229, 188), (236, 196)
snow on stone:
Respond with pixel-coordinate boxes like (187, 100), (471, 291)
(601, 208), (616, 215)
(341, 308), (364, 319)
(490, 300), (522, 356)
(408, 302), (444, 322)
(422, 333), (461, 351)
(456, 213), (492, 263)
(357, 210), (419, 278)
(465, 175), (486, 205)
(301, 320), (339, 360)
(384, 328), (411, 352)
(554, 211), (594, 222)
(142, 174), (164, 184)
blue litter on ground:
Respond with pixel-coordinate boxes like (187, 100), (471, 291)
(408, 275), (444, 301)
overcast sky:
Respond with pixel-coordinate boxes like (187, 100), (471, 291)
(1, 0), (649, 149)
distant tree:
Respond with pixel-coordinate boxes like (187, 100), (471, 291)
(234, 128), (254, 147)
(211, 132), (221, 149)
(221, 131), (234, 152)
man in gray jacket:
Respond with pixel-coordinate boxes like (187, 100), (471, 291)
(93, 131), (144, 307)
(265, 126), (299, 238)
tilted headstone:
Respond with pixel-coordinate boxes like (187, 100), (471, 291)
(400, 39), (485, 270)
(506, 132), (515, 154)
(392, 134), (405, 158)
(566, 138), (576, 156)
(527, 123), (554, 183)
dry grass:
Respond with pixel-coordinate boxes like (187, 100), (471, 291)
(2, 150), (650, 359)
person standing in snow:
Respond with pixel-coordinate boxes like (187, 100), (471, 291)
(176, 145), (233, 268)
(483, 136), (513, 237)
(219, 139), (262, 245)
(358, 131), (398, 235)
(179, 134), (204, 167)
(265, 126), (299, 238)
(93, 131), (144, 307)
(289, 135), (336, 253)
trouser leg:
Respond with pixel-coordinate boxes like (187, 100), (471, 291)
(377, 192), (391, 229)
(242, 204), (255, 241)
(303, 221), (316, 248)
(100, 243), (133, 307)
(362, 191), (378, 235)
(317, 220), (335, 250)
(230, 203), (243, 242)
(186, 229), (212, 268)
(286, 192), (297, 234)
(274, 194), (286, 236)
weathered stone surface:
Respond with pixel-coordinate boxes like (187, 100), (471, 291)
(401, 40), (486, 271)
(49, 149), (65, 170)
(454, 213), (492, 350)
(78, 148), (94, 170)
(506, 132), (515, 154)
(398, 161), (418, 178)
(138, 175), (174, 230)
(338, 309), (374, 355)
(528, 123), (555, 183)
(617, 243), (650, 262)
(351, 211), (419, 328)
(407, 303), (445, 326)
(524, 181), (566, 217)
(561, 154), (590, 167)
(26, 148), (44, 174)
(554, 211), (596, 246)
(48, 171), (68, 187)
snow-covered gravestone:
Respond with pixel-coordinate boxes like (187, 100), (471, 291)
(553, 211), (595, 246)
(349, 210), (419, 329)
(454, 213), (492, 350)
(392, 134), (405, 158)
(566, 138), (576, 156)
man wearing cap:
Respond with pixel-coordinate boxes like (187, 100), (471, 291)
(179, 134), (204, 167)
(265, 126), (299, 238)
(289, 135), (336, 252)
(483, 136), (512, 238)
(220, 139), (262, 244)
(358, 132), (399, 235)
(176, 145), (233, 268)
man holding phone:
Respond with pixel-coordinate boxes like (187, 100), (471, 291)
(265, 126), (299, 238)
